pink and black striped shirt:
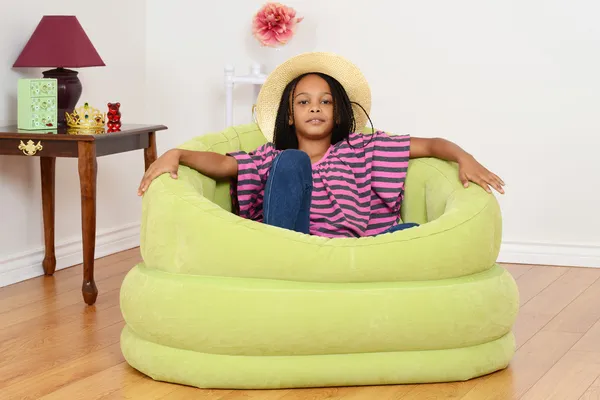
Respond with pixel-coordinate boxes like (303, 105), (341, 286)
(228, 131), (411, 238)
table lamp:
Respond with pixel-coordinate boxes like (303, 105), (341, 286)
(13, 15), (105, 127)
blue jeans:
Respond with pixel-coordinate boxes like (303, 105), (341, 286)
(263, 150), (419, 236)
(264, 150), (313, 234)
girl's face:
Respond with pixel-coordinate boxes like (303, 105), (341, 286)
(289, 74), (335, 141)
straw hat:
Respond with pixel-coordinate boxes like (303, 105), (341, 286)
(255, 52), (371, 142)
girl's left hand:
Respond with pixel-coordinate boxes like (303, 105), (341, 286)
(458, 155), (505, 194)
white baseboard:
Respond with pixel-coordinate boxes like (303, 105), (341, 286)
(499, 241), (600, 268)
(0, 223), (140, 288)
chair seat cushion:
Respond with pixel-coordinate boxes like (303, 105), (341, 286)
(120, 262), (518, 388)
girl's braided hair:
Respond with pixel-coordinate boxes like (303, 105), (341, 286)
(272, 72), (375, 150)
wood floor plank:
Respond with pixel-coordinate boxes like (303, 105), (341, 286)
(512, 310), (552, 349)
(157, 386), (233, 399)
(337, 385), (415, 399)
(515, 265), (570, 306)
(520, 268), (600, 315)
(37, 362), (144, 400)
(502, 264), (534, 280)
(401, 381), (476, 399)
(0, 282), (122, 350)
(579, 376), (600, 400)
(459, 330), (582, 400)
(277, 387), (359, 399)
(512, 268), (599, 348)
(0, 262), (132, 331)
(217, 388), (291, 399)
(2, 342), (125, 400)
(99, 368), (182, 400)
(0, 312), (124, 388)
(544, 276), (600, 333)
(573, 318), (600, 353)
(520, 351), (600, 400)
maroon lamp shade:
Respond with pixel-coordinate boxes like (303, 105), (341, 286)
(13, 15), (105, 68)
(13, 15), (105, 126)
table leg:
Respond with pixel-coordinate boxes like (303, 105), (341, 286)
(40, 157), (56, 275)
(78, 142), (98, 305)
(144, 131), (157, 170)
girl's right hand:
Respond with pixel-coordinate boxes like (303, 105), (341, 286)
(137, 149), (181, 196)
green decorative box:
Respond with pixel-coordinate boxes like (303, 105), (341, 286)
(18, 78), (58, 130)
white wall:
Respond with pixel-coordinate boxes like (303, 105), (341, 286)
(146, 0), (600, 267)
(0, 0), (147, 286)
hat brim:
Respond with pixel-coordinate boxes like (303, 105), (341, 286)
(255, 52), (371, 142)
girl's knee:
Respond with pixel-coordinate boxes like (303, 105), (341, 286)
(273, 150), (312, 178)
(278, 149), (310, 164)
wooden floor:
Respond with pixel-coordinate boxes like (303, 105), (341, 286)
(1, 249), (599, 400)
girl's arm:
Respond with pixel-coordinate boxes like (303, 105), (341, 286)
(409, 137), (505, 194)
(137, 149), (238, 196)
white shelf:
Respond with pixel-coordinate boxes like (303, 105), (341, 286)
(224, 63), (267, 127)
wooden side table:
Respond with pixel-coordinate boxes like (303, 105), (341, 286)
(0, 123), (167, 305)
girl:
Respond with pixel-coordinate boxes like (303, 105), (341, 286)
(138, 52), (504, 239)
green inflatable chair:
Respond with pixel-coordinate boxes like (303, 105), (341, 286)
(119, 123), (519, 389)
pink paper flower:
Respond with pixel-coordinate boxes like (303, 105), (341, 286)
(252, 2), (303, 47)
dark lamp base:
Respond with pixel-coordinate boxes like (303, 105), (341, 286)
(42, 67), (82, 127)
